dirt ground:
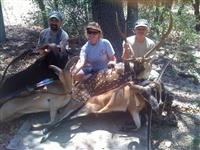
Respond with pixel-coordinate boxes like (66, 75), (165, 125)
(0, 25), (40, 150)
(0, 26), (199, 150)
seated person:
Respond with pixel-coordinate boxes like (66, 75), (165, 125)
(71, 22), (116, 81)
(0, 11), (69, 101)
(122, 19), (158, 79)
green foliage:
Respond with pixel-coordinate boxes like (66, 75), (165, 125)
(61, 0), (92, 38)
(138, 4), (199, 81)
(138, 4), (198, 45)
(138, 6), (171, 39)
(191, 136), (200, 150)
(173, 8), (197, 45)
(31, 0), (92, 38)
(172, 5), (199, 81)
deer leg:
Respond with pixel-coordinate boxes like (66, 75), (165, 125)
(119, 111), (141, 132)
(97, 90), (118, 113)
(31, 98), (58, 130)
(131, 111), (141, 130)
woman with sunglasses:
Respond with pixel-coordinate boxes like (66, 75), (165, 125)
(71, 22), (116, 81)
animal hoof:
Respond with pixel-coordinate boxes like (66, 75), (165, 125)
(42, 128), (49, 135)
(118, 122), (137, 132)
(40, 132), (51, 143)
(119, 126), (138, 132)
(31, 124), (45, 130)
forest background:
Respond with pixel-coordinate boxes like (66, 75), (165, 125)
(0, 0), (199, 150)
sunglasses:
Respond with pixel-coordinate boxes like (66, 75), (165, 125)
(87, 30), (100, 35)
(136, 27), (147, 31)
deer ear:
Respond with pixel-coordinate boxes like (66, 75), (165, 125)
(49, 65), (62, 76)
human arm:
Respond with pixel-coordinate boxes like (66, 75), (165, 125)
(36, 29), (69, 55)
(122, 40), (135, 59)
(71, 44), (87, 76)
(71, 58), (86, 76)
(103, 39), (117, 68)
(107, 55), (117, 68)
(144, 38), (157, 62)
(59, 30), (69, 52)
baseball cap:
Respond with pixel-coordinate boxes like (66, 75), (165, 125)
(86, 22), (102, 32)
(134, 19), (149, 29)
(49, 11), (63, 21)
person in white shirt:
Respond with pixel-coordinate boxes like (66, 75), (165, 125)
(122, 19), (157, 79)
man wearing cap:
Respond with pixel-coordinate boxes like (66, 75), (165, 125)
(122, 19), (155, 59)
(37, 11), (69, 59)
(122, 19), (157, 79)
(0, 11), (69, 101)
(122, 19), (162, 112)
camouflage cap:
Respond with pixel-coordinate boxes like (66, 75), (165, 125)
(86, 22), (102, 32)
(134, 19), (149, 29)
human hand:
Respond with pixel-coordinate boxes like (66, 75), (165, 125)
(48, 43), (57, 50)
(135, 57), (145, 63)
(38, 43), (61, 54)
(136, 57), (153, 63)
(36, 44), (50, 55)
(123, 42), (131, 50)
(122, 42), (135, 59)
(107, 61), (116, 68)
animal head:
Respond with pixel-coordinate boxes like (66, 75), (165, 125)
(49, 66), (72, 94)
(49, 56), (79, 94)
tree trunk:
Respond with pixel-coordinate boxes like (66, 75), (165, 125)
(0, 1), (6, 44)
(127, 1), (138, 36)
(54, 0), (59, 11)
(193, 0), (200, 32)
(163, 0), (173, 10)
(91, 0), (125, 59)
(35, 0), (48, 28)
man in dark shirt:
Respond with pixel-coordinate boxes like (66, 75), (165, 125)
(0, 11), (69, 102)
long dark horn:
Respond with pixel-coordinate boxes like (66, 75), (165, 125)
(144, 10), (173, 58)
(49, 65), (62, 76)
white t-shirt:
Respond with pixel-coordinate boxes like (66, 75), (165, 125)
(126, 35), (155, 58)
(80, 38), (115, 71)
(125, 35), (156, 79)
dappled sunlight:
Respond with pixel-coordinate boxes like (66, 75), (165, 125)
(0, 1), (200, 150)
(2, 0), (37, 26)
(5, 112), (148, 149)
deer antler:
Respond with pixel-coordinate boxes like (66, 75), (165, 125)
(115, 12), (135, 60)
(64, 56), (79, 71)
(144, 10), (173, 58)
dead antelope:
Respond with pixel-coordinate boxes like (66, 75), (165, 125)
(0, 63), (73, 128)
(38, 13), (173, 130)
(48, 59), (164, 131)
